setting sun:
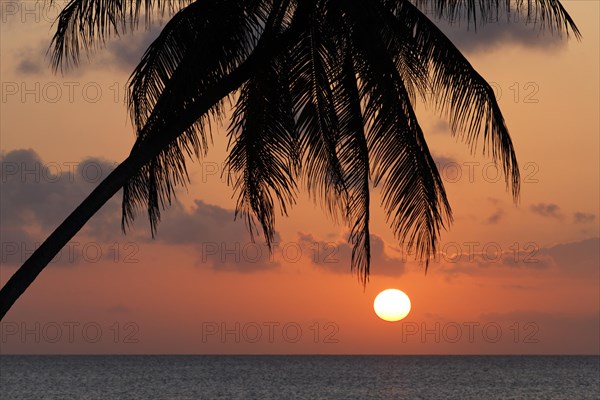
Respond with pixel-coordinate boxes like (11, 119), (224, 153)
(373, 289), (412, 322)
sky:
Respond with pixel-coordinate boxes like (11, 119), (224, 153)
(0, 0), (598, 354)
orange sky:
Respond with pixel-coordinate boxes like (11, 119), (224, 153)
(0, 1), (598, 354)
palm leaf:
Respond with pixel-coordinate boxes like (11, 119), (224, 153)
(386, 1), (521, 196)
(49, 0), (195, 70)
(408, 0), (581, 37)
(345, 0), (452, 265)
(334, 48), (373, 282)
(226, 53), (299, 247)
(127, 0), (268, 131)
(122, 0), (275, 233)
(288, 3), (348, 218)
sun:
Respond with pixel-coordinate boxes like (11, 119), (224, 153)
(373, 289), (411, 322)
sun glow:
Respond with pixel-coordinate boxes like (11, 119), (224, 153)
(373, 289), (411, 322)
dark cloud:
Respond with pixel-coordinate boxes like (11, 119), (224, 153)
(16, 58), (43, 75)
(0, 0), (63, 27)
(530, 202), (562, 219)
(151, 200), (281, 272)
(433, 153), (459, 168)
(13, 27), (161, 77)
(96, 27), (161, 72)
(486, 208), (504, 224)
(4, 150), (596, 280)
(0, 149), (285, 272)
(428, 119), (451, 135)
(574, 212), (596, 224)
(0, 149), (118, 227)
(430, 242), (553, 277)
(11, 40), (55, 77)
(484, 198), (504, 224)
(296, 232), (406, 277)
(432, 237), (600, 280)
(1, 149), (120, 266)
(538, 237), (600, 278)
(6, 0), (168, 76)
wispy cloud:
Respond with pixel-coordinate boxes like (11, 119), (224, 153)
(574, 212), (596, 224)
(530, 202), (562, 219)
(432, 237), (600, 280)
(296, 232), (407, 277)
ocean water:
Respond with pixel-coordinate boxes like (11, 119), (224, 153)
(0, 355), (598, 399)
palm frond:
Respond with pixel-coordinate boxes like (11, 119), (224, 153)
(334, 48), (372, 282)
(49, 0), (195, 70)
(384, 1), (521, 197)
(288, 4), (349, 219)
(226, 53), (299, 247)
(345, 0), (452, 265)
(366, 3), (431, 104)
(127, 0), (267, 131)
(407, 0), (581, 38)
(122, 0), (276, 234)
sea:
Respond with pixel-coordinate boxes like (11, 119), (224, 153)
(0, 355), (598, 399)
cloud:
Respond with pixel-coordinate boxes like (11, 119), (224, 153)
(486, 208), (504, 224)
(0, 149), (121, 266)
(432, 237), (600, 280)
(483, 198), (505, 224)
(538, 237), (600, 278)
(96, 27), (161, 72)
(11, 41), (58, 77)
(5, 0), (174, 76)
(4, 149), (596, 280)
(430, 243), (554, 278)
(293, 230), (600, 281)
(296, 232), (406, 277)
(12, 27), (161, 77)
(16, 58), (43, 75)
(0, 149), (284, 271)
(530, 202), (562, 219)
(0, 149), (118, 226)
(151, 200), (281, 272)
(428, 119), (451, 135)
(433, 153), (459, 168)
(574, 212), (596, 224)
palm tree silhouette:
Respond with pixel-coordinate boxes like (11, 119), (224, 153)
(0, 0), (579, 319)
